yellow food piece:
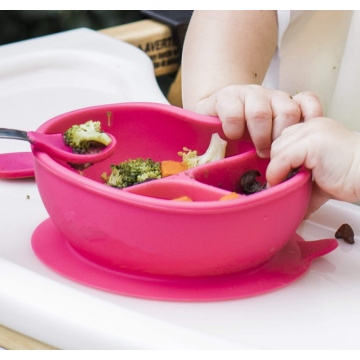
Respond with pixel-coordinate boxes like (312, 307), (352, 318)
(172, 196), (193, 202)
(219, 192), (241, 201)
(101, 172), (108, 181)
(161, 160), (188, 177)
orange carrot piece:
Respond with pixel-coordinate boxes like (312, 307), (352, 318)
(173, 196), (193, 202)
(219, 192), (241, 201)
(161, 161), (188, 178)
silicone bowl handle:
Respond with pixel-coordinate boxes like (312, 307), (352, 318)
(0, 152), (35, 179)
(297, 239), (339, 261)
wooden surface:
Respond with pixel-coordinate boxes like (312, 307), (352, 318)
(100, 19), (180, 77)
(0, 19), (183, 350)
(0, 324), (57, 350)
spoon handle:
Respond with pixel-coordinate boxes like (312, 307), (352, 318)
(0, 128), (30, 142)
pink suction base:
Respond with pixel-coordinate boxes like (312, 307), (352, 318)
(31, 218), (338, 302)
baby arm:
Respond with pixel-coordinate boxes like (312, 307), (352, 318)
(267, 117), (360, 217)
(182, 11), (322, 157)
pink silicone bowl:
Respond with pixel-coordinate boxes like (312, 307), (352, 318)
(33, 103), (312, 277)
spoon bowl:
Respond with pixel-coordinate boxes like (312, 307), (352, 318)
(0, 128), (116, 164)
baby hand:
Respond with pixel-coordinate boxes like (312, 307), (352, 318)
(195, 85), (323, 158)
(266, 117), (360, 217)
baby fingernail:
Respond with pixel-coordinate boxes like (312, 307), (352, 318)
(257, 149), (270, 158)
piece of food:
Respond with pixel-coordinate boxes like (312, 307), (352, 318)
(178, 133), (227, 169)
(172, 196), (193, 202)
(335, 223), (355, 244)
(101, 172), (108, 182)
(286, 167), (301, 180)
(235, 166), (301, 196)
(236, 170), (266, 195)
(68, 162), (93, 172)
(219, 192), (241, 201)
(161, 160), (188, 177)
(63, 120), (112, 154)
(106, 158), (161, 189)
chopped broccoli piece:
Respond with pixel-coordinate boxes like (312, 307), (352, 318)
(179, 133), (227, 169)
(63, 120), (112, 154)
(106, 158), (161, 189)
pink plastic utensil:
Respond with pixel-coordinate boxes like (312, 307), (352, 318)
(0, 127), (116, 164)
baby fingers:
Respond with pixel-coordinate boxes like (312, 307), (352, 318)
(195, 87), (247, 140)
(244, 94), (272, 158)
(216, 95), (246, 140)
(266, 135), (310, 186)
(271, 93), (301, 140)
(292, 92), (323, 121)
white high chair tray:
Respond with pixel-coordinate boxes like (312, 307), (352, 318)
(0, 28), (359, 350)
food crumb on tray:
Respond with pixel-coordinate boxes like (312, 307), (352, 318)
(335, 223), (355, 244)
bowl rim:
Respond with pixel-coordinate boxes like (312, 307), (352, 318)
(34, 102), (312, 214)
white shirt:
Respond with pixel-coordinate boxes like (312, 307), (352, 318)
(264, 10), (359, 131)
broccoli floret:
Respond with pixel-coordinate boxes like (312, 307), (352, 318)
(63, 120), (112, 154)
(178, 133), (227, 169)
(106, 158), (161, 189)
